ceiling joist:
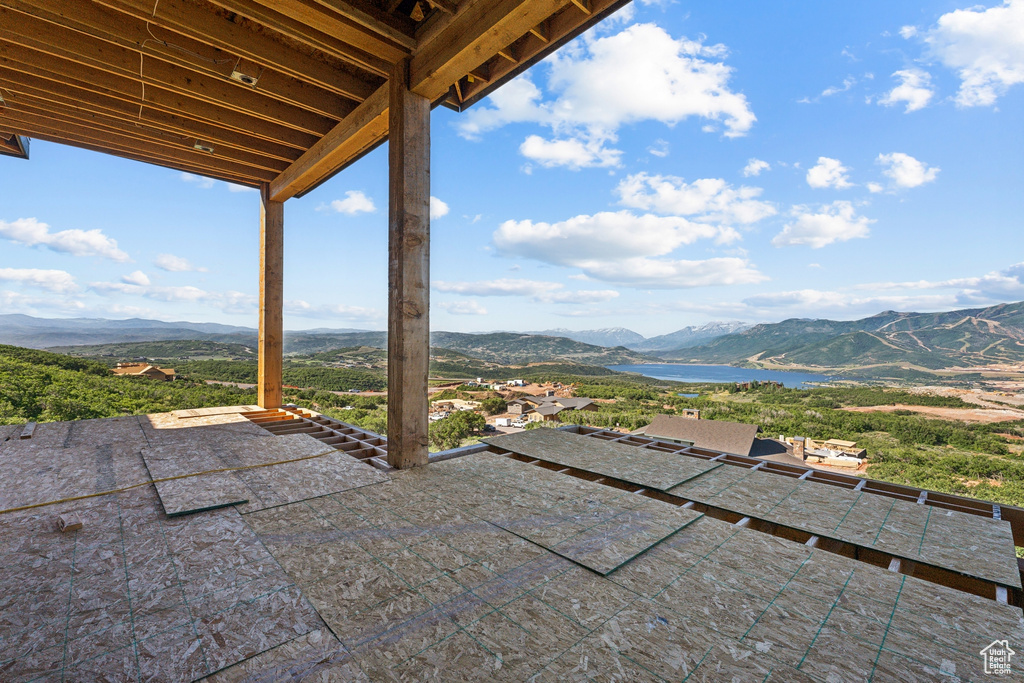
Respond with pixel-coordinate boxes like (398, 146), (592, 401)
(0, 67), (300, 162)
(0, 0), (632, 190)
(2, 0), (364, 118)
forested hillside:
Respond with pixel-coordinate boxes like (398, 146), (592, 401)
(0, 345), (254, 423)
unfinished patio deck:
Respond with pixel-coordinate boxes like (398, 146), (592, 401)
(2, 408), (1023, 681)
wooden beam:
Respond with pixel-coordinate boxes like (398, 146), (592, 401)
(311, 0), (416, 49)
(0, 67), (300, 162)
(269, 83), (388, 201)
(259, 185), (284, 409)
(410, 0), (568, 101)
(568, 0), (590, 14)
(386, 57), (430, 469)
(2, 96), (288, 173)
(205, 0), (408, 69)
(204, 0), (392, 76)
(455, 0), (626, 106)
(0, 13), (337, 136)
(0, 106), (276, 180)
(0, 43), (319, 149)
(91, 0), (380, 100)
(2, 0), (366, 114)
(1, 124), (262, 185)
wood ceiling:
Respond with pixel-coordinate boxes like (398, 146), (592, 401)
(0, 0), (629, 198)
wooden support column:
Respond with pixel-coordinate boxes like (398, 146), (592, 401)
(258, 184), (284, 409)
(386, 58), (430, 469)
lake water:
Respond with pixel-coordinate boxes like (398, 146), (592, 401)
(606, 363), (839, 389)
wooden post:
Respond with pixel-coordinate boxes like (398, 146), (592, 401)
(387, 58), (430, 469)
(258, 184), (284, 409)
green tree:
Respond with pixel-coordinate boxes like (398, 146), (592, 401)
(480, 397), (507, 415)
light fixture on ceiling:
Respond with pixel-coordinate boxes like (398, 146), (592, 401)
(193, 140), (215, 153)
(229, 68), (259, 87)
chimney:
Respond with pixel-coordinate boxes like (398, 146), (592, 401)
(792, 437), (806, 460)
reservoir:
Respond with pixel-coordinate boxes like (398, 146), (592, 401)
(606, 363), (838, 389)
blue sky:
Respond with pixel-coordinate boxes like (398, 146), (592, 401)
(1, 0), (1023, 337)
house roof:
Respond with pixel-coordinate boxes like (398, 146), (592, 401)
(531, 403), (565, 416)
(637, 414), (761, 456)
(0, 0), (629, 197)
(550, 397), (594, 410)
(1, 410), (1022, 680)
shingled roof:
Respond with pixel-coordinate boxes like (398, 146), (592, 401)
(635, 414), (761, 456)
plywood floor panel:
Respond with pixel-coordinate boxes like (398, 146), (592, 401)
(0, 486), (324, 682)
(485, 429), (720, 491)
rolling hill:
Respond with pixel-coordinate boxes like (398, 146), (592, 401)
(668, 301), (1024, 370)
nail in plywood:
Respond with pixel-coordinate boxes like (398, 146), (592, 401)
(484, 429), (721, 491)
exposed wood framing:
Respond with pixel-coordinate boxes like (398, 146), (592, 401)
(386, 58), (430, 469)
(203, 0), (394, 76)
(258, 186), (284, 409)
(0, 69), (299, 165)
(452, 0), (628, 107)
(90, 0), (379, 98)
(312, 0), (417, 49)
(269, 84), (388, 201)
(410, 0), (568, 101)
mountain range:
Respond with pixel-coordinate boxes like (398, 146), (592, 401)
(8, 302), (1024, 372)
(668, 301), (1024, 370)
(526, 322), (750, 351)
(1, 314), (744, 357)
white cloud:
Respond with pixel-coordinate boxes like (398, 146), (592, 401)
(648, 139), (670, 157)
(434, 278), (619, 304)
(822, 76), (856, 97)
(458, 23), (755, 168)
(899, 25), (919, 39)
(492, 209), (765, 289)
(91, 281), (255, 314)
(773, 201), (874, 248)
(806, 157), (853, 189)
(0, 217), (130, 262)
(324, 190), (376, 215)
(579, 256), (766, 289)
(180, 172), (215, 189)
(867, 182), (885, 194)
(285, 299), (382, 323)
(0, 290), (85, 312)
(616, 173), (776, 226)
(227, 183), (258, 193)
(0, 268), (77, 293)
(923, 0), (1024, 106)
(878, 69), (934, 112)
(440, 300), (488, 315)
(877, 152), (940, 189)
(520, 133), (622, 169)
(742, 159), (771, 177)
(862, 262), (1024, 301)
(154, 253), (207, 272)
(121, 270), (150, 286)
(495, 211), (726, 265)
(430, 196), (450, 220)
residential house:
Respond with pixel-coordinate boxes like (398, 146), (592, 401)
(517, 396), (598, 422)
(111, 363), (175, 381)
(634, 414), (761, 456)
